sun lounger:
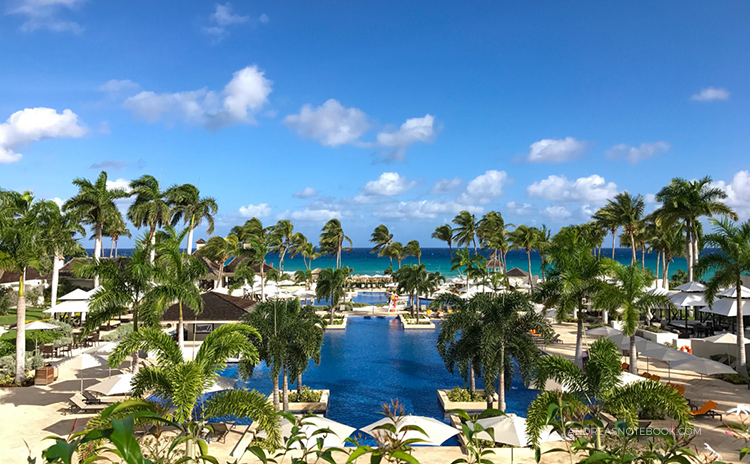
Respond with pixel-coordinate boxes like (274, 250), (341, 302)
(68, 394), (107, 414)
(621, 363), (629, 371)
(83, 390), (102, 404)
(690, 400), (721, 420)
(205, 422), (232, 443)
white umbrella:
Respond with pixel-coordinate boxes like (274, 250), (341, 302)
(668, 356), (736, 376)
(203, 376), (237, 394)
(620, 371), (648, 385)
(639, 343), (693, 381)
(669, 292), (707, 308)
(647, 287), (671, 296)
(44, 299), (90, 315)
(701, 298), (748, 317)
(24, 321), (59, 331)
(585, 326), (622, 337)
(704, 332), (750, 344)
(468, 414), (562, 463)
(280, 416), (355, 449)
(0, 327), (7, 336)
(88, 373), (134, 396)
(675, 282), (707, 293)
(78, 353), (103, 393)
(718, 286), (750, 298)
(59, 288), (91, 301)
(361, 415), (459, 446)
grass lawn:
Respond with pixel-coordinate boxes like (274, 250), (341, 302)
(0, 307), (47, 340)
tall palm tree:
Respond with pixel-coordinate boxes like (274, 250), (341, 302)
(404, 240), (422, 265)
(150, 227), (207, 350)
(605, 192), (644, 265)
(41, 203), (85, 306)
(509, 225), (539, 289)
(536, 225), (552, 281)
(655, 177), (737, 281)
(435, 293), (482, 394)
(109, 325), (278, 440)
(450, 248), (486, 291)
(432, 224), (454, 259)
(288, 232), (310, 268)
(315, 267), (351, 324)
(696, 218), (750, 377)
(528, 338), (691, 449)
(593, 204), (620, 260)
(128, 175), (170, 262)
(0, 191), (53, 384)
(233, 218), (272, 299)
(196, 233), (240, 289)
(63, 171), (130, 286)
(646, 219), (684, 290)
(477, 212), (512, 274)
(370, 224), (394, 266)
(452, 211), (478, 253)
(594, 261), (675, 374)
(74, 239), (155, 372)
(319, 219), (352, 269)
(385, 241), (406, 268)
(476, 292), (549, 411)
(269, 219), (295, 273)
(166, 184), (218, 255)
(536, 227), (607, 366)
(101, 213), (130, 258)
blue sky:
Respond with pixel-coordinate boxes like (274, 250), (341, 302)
(1, 0), (748, 247)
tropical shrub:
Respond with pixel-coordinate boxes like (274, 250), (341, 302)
(446, 387), (484, 402)
(101, 322), (134, 341)
(287, 386), (322, 403)
(715, 373), (750, 385)
(0, 287), (14, 315)
(0, 352), (44, 377)
(26, 285), (44, 307)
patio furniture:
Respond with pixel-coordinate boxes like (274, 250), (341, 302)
(67, 394), (107, 414)
(40, 344), (55, 358)
(205, 422), (232, 443)
(82, 390), (102, 405)
(690, 400), (722, 420)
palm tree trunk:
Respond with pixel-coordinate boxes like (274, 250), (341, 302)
(149, 225), (157, 263)
(14, 273), (26, 385)
(273, 375), (280, 410)
(178, 301), (185, 350)
(94, 223), (103, 288)
(629, 335), (638, 375)
(611, 230), (616, 260)
(468, 362), (476, 394)
(629, 231), (636, 266)
(110, 237), (114, 258)
(641, 244), (646, 269)
(656, 252), (661, 283)
(114, 237), (118, 257)
(414, 292), (418, 319)
(297, 373), (303, 394)
(692, 230), (700, 269)
(282, 364), (289, 411)
(663, 255), (671, 290)
(448, 242), (453, 261)
(186, 216), (195, 255)
(51, 252), (62, 306)
(330, 304), (335, 325)
(131, 308), (140, 373)
(575, 308), (584, 367)
(498, 347), (506, 412)
(685, 222), (694, 281)
(526, 249), (533, 290)
(737, 283), (747, 376)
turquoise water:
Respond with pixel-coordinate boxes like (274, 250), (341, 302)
(210, 317), (539, 441)
(107, 247), (690, 278)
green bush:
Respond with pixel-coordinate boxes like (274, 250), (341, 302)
(0, 287), (15, 316)
(26, 286), (44, 307)
(0, 339), (14, 357)
(714, 373), (750, 385)
(638, 324), (666, 334)
(101, 323), (134, 342)
(288, 386), (322, 402)
(0, 352), (45, 377)
(446, 386), (485, 402)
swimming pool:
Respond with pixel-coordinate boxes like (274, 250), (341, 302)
(314, 291), (431, 306)
(216, 316), (540, 436)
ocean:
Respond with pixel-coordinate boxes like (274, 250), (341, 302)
(91, 247), (689, 279)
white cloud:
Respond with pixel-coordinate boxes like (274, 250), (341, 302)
(106, 178), (132, 193)
(460, 170), (510, 204)
(542, 205), (572, 221)
(377, 200), (483, 220)
(292, 187), (318, 199)
(714, 171), (750, 218)
(279, 208), (344, 222)
(505, 201), (534, 216)
(644, 193), (657, 204)
(284, 99), (370, 147)
(8, 0), (85, 33)
(363, 172), (416, 196)
(527, 174), (618, 203)
(50, 197), (64, 208)
(238, 203), (271, 218)
(691, 87), (730, 102)
(605, 141), (671, 163)
(212, 3), (248, 26)
(124, 66), (272, 129)
(376, 114), (436, 161)
(259, 13), (269, 24)
(526, 137), (587, 163)
(99, 79), (140, 95)
(429, 177), (462, 194)
(0, 107), (87, 164)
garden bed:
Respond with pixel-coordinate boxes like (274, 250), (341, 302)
(398, 314), (435, 329)
(268, 389), (329, 414)
(326, 315), (347, 330)
(438, 388), (496, 412)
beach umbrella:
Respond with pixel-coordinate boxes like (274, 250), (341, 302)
(717, 286), (750, 298)
(361, 415), (459, 446)
(669, 292), (707, 308)
(59, 288), (91, 301)
(701, 298), (747, 317)
(281, 416), (356, 449)
(468, 414), (561, 463)
(640, 344), (693, 380)
(675, 282), (707, 293)
(203, 376), (237, 394)
(24, 321), (59, 331)
(0, 327), (7, 336)
(88, 373), (134, 396)
(78, 353), (103, 393)
(585, 326), (622, 337)
(668, 356), (736, 401)
(702, 333), (750, 367)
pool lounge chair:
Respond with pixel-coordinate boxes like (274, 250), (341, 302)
(690, 400), (722, 420)
(68, 393), (107, 414)
(205, 422), (233, 443)
(621, 363), (629, 371)
(83, 390), (102, 404)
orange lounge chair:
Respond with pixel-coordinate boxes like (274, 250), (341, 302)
(621, 363), (629, 371)
(690, 401), (721, 420)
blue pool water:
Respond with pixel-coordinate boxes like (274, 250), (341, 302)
(215, 316), (540, 438)
(315, 291), (431, 307)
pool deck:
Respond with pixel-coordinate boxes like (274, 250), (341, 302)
(1, 321), (746, 463)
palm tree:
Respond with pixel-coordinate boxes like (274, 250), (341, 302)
(288, 232), (310, 268)
(319, 219), (352, 269)
(509, 225), (539, 289)
(696, 218), (750, 377)
(293, 268), (313, 290)
(101, 213), (130, 258)
(536, 225), (552, 281)
(432, 224), (454, 259)
(646, 220), (684, 290)
(452, 211), (478, 253)
(528, 337), (691, 448)
(385, 241), (406, 268)
(594, 261), (675, 374)
(74, 239), (154, 372)
(63, 171), (130, 286)
(655, 177), (737, 281)
(593, 204), (620, 260)
(166, 184), (218, 255)
(604, 192), (644, 265)
(269, 220), (295, 273)
(108, 325), (278, 440)
(315, 267), (351, 324)
(196, 233), (240, 289)
(450, 248), (486, 291)
(128, 175), (170, 262)
(297, 239), (319, 271)
(370, 224), (394, 266)
(404, 240), (422, 265)
(233, 218), (272, 299)
(475, 292), (549, 411)
(435, 293), (482, 394)
(0, 191), (53, 384)
(150, 227), (207, 350)
(40, 203), (85, 306)
(536, 227), (608, 366)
